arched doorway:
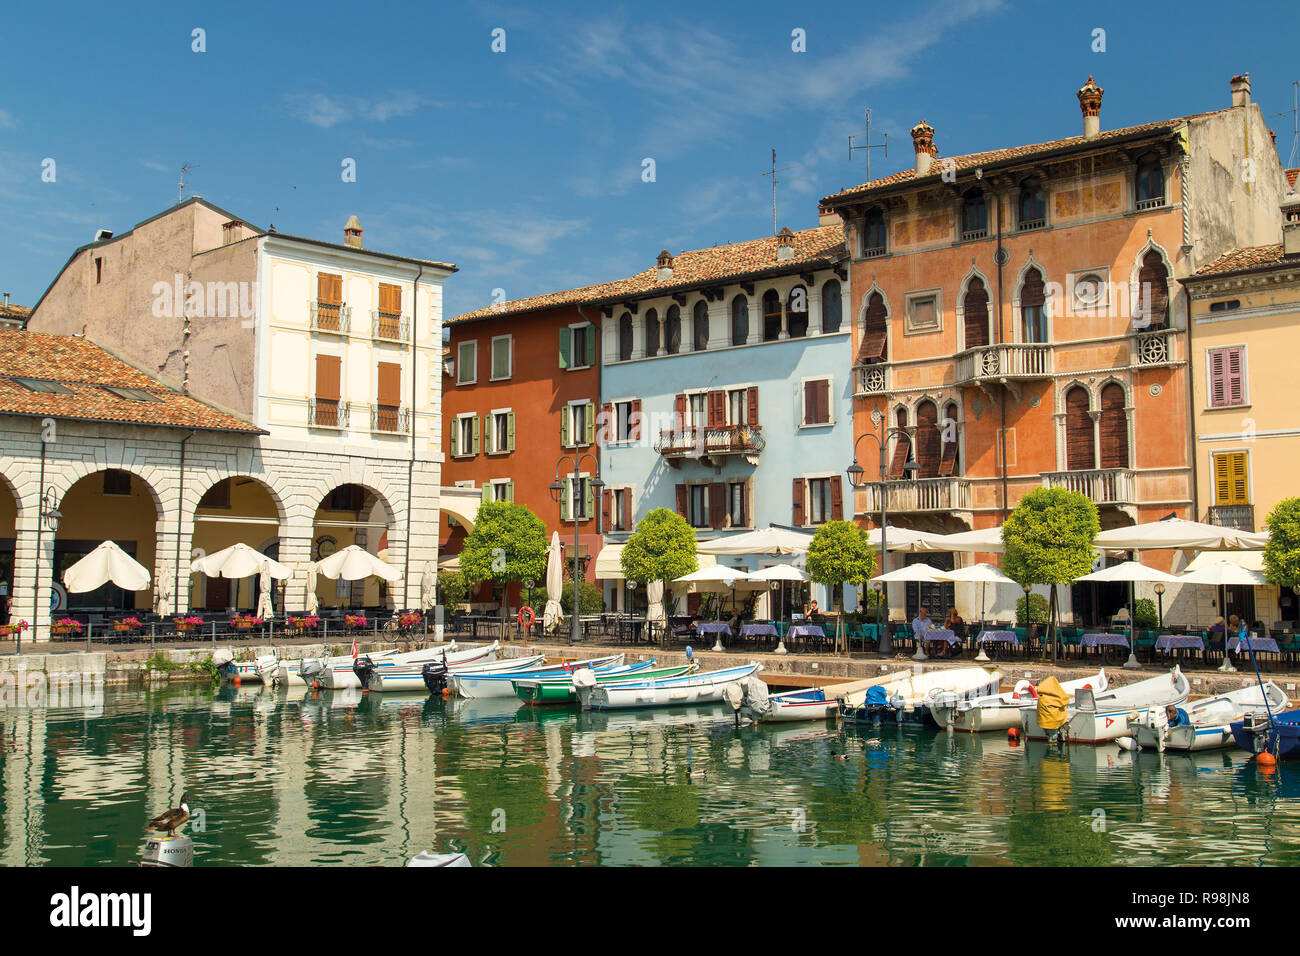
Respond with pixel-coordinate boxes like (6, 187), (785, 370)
(312, 483), (395, 609)
(55, 469), (160, 612)
(0, 475), (16, 622)
(190, 476), (283, 612)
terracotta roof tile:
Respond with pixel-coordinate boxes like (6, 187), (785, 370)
(0, 330), (262, 433)
(450, 225), (845, 323)
(1188, 243), (1289, 278)
(0, 303), (30, 325)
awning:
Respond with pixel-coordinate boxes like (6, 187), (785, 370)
(593, 544), (716, 581)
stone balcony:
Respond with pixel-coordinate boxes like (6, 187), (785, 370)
(655, 424), (765, 466)
(1041, 468), (1135, 506)
(955, 343), (1052, 398)
(852, 362), (891, 397)
(860, 477), (971, 514)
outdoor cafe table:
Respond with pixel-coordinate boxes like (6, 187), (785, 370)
(1155, 634), (1205, 653)
(975, 629), (1019, 659)
(922, 628), (959, 646)
(738, 623), (778, 649)
(1080, 632), (1130, 662)
(696, 621), (732, 650)
(786, 624), (826, 652)
(1228, 635), (1281, 655)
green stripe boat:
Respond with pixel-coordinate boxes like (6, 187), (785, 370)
(515, 663), (697, 705)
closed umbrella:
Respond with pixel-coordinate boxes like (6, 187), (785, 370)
(1073, 561), (1178, 669)
(315, 544), (401, 582)
(63, 540), (151, 593)
(646, 579), (666, 635)
(543, 532), (564, 633)
(256, 566), (274, 621)
(304, 564), (320, 615)
(420, 559), (436, 610)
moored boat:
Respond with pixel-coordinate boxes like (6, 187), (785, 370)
(1024, 666), (1190, 744)
(451, 654), (625, 699)
(575, 662), (763, 711)
(515, 662), (691, 705)
(1231, 708), (1300, 758)
(840, 666), (1004, 726)
(368, 652), (547, 693)
(930, 669), (1109, 733)
(320, 643), (496, 690)
(1134, 681), (1289, 752)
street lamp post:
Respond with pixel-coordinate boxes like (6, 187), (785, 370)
(1154, 582), (1165, 630)
(550, 455), (603, 645)
(845, 410), (917, 659)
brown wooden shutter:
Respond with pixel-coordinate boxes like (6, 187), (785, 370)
(889, 435), (911, 479)
(1098, 383), (1128, 469)
(1065, 386), (1094, 470)
(1021, 268), (1045, 309)
(377, 361), (401, 406)
(1208, 349), (1227, 407)
(805, 380), (829, 425)
(915, 401), (939, 478)
(602, 403), (614, 441)
(830, 478), (843, 521)
(317, 273), (342, 304)
(710, 482), (725, 528)
(315, 354), (341, 400)
(622, 491), (632, 531)
(792, 478), (805, 526)
(708, 390), (725, 427)
(602, 489), (611, 530)
(746, 387), (759, 426)
(1224, 348), (1244, 406)
(674, 393), (687, 428)
(963, 277), (989, 348)
(860, 292), (888, 362)
(675, 484), (688, 518)
(379, 282), (402, 314)
(1138, 250), (1169, 327)
(630, 400), (642, 441)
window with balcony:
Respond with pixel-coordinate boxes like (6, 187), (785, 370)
(313, 353), (343, 427)
(688, 392), (707, 428)
(1208, 346), (1247, 407)
(821, 280), (842, 333)
(1213, 451), (1250, 507)
(961, 188), (988, 241)
(693, 300), (710, 351)
(645, 309), (661, 356)
(315, 272), (344, 331)
(728, 387), (756, 426)
(376, 283), (403, 340)
(1136, 156), (1165, 210)
(762, 290), (782, 341)
(915, 401), (940, 478)
(665, 305), (681, 354)
(1018, 179), (1046, 231)
(1136, 249), (1170, 330)
(490, 335), (512, 380)
(860, 291), (888, 362)
(862, 207), (887, 257)
(888, 407), (912, 478)
(962, 277), (990, 349)
(457, 341), (477, 385)
(939, 402), (960, 476)
(1098, 383), (1129, 469)
(618, 312), (634, 361)
(375, 361), (402, 432)
(731, 295), (749, 346)
(787, 285), (809, 338)
(1020, 268), (1049, 343)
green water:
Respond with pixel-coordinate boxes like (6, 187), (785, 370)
(1, 683), (1297, 866)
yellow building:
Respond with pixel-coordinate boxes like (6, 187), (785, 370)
(1182, 186), (1300, 626)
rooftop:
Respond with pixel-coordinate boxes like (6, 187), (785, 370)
(0, 330), (263, 434)
(450, 224), (845, 324)
(1186, 243), (1291, 279)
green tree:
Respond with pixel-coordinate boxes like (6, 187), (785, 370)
(437, 570), (468, 614)
(1015, 592), (1049, 625)
(561, 581), (605, 615)
(806, 520), (876, 654)
(1264, 497), (1300, 590)
(459, 501), (548, 622)
(621, 508), (697, 619)
(1002, 488), (1100, 660)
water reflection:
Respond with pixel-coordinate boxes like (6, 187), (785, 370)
(1, 685), (1298, 866)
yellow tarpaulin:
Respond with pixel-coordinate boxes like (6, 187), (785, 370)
(1036, 676), (1070, 731)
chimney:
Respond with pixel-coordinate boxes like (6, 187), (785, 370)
(656, 249), (674, 281)
(817, 204), (842, 227)
(2, 293), (8, 309)
(1077, 75), (1103, 140)
(1283, 191), (1300, 257)
(1231, 74), (1251, 108)
(775, 227), (795, 260)
(344, 215), (363, 248)
(911, 120), (935, 176)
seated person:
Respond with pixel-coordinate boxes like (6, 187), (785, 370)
(913, 606), (947, 657)
(943, 607), (966, 639)
(1164, 704), (1189, 728)
(1207, 616), (1226, 651)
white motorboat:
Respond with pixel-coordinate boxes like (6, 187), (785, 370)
(1132, 680), (1290, 751)
(369, 652), (548, 693)
(450, 654), (625, 699)
(267, 648), (400, 687)
(930, 669), (1109, 733)
(318, 643), (495, 690)
(841, 666), (1004, 725)
(1024, 667), (1191, 744)
(575, 662), (763, 711)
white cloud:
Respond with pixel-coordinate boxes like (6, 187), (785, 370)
(284, 90), (432, 128)
(0, 108), (16, 129)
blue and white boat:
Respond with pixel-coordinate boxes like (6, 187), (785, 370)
(1232, 708), (1300, 758)
(1135, 681), (1289, 751)
(367, 652), (547, 693)
(451, 655), (628, 698)
(840, 666), (1003, 726)
(574, 662), (763, 711)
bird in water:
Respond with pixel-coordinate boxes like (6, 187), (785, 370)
(687, 767), (707, 780)
(831, 752), (850, 761)
(146, 792), (191, 837)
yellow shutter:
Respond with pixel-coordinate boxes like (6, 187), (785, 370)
(1213, 452), (1249, 505)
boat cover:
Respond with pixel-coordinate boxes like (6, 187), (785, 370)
(865, 685), (890, 708)
(1036, 676), (1069, 731)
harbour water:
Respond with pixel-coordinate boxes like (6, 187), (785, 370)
(1, 683), (1298, 866)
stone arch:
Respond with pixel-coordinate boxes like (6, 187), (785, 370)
(1012, 252), (1053, 343)
(1128, 238), (1177, 330)
(187, 470), (289, 526)
(51, 459), (166, 520)
(955, 265), (993, 351)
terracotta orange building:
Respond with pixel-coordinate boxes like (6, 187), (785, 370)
(821, 74), (1288, 622)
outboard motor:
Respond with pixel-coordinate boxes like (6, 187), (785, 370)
(213, 648), (236, 681)
(299, 658), (324, 681)
(936, 690), (960, 732)
(889, 692), (907, 724)
(353, 656), (377, 690)
(422, 661), (449, 695)
(861, 685), (891, 726)
(141, 834), (194, 868)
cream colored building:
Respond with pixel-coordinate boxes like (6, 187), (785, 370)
(23, 199), (456, 619)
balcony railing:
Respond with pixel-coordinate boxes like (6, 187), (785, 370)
(309, 398), (349, 429)
(1018, 217), (1046, 231)
(654, 424), (765, 459)
(310, 300), (351, 334)
(961, 228), (989, 242)
(862, 245), (887, 259)
(371, 405), (409, 434)
(1042, 468), (1135, 505)
(1207, 505), (1255, 532)
(853, 362), (891, 396)
(372, 311), (410, 342)
(955, 343), (1052, 386)
(1135, 196), (1167, 211)
(1133, 327), (1176, 367)
(861, 477), (971, 514)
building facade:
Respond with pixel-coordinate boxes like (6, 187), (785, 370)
(24, 199), (455, 618)
(821, 74), (1288, 624)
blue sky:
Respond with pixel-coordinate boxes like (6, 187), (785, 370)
(1, 0), (1296, 320)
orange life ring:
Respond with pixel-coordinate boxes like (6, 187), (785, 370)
(518, 606), (536, 628)
(1024, 684), (1038, 699)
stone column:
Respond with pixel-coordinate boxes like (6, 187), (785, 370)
(9, 502), (47, 643)
(278, 520), (315, 614)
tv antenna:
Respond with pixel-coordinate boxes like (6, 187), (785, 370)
(1276, 80), (1299, 171)
(758, 148), (794, 235)
(178, 163), (199, 203)
(848, 108), (889, 183)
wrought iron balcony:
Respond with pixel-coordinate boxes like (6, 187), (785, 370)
(955, 343), (1052, 388)
(1133, 327), (1177, 367)
(309, 300), (351, 334)
(308, 398), (349, 429)
(860, 477), (971, 514)
(654, 424), (765, 461)
(371, 405), (409, 434)
(853, 362), (892, 396)
(1042, 468), (1135, 505)
(1207, 505), (1255, 532)
(372, 310), (411, 342)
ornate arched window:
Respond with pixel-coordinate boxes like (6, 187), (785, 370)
(860, 291), (887, 363)
(1020, 267), (1048, 343)
(731, 295), (749, 346)
(939, 402), (960, 476)
(862, 208), (887, 257)
(915, 401), (940, 478)
(644, 308), (660, 356)
(665, 304), (681, 354)
(762, 289), (782, 341)
(961, 188), (988, 240)
(693, 300), (709, 351)
(1065, 386), (1095, 470)
(963, 277), (989, 349)
(618, 312), (633, 361)
(1137, 249), (1170, 330)
(1136, 156), (1165, 208)
(1099, 383), (1129, 469)
(1018, 178), (1046, 230)
(888, 406), (911, 478)
(821, 280), (842, 333)
(787, 285), (809, 338)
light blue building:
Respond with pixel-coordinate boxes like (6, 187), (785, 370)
(594, 223), (856, 616)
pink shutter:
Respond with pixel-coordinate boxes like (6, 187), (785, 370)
(1225, 347), (1244, 406)
(1209, 349), (1226, 407)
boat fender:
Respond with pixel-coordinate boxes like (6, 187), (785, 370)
(1115, 736), (1137, 751)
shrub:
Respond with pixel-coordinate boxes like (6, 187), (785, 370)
(561, 581), (604, 615)
(1016, 593), (1049, 625)
(437, 571), (467, 614)
(1133, 598), (1159, 630)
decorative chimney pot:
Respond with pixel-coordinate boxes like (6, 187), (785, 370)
(776, 227), (795, 261)
(656, 249), (674, 282)
(1231, 74), (1251, 108)
(344, 215), (363, 248)
(1077, 75), (1103, 140)
(911, 120), (936, 176)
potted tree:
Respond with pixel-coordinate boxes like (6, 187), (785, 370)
(806, 520), (876, 655)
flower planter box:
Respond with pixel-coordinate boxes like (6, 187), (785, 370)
(175, 623), (197, 633)
(51, 626), (77, 637)
(233, 622), (255, 631)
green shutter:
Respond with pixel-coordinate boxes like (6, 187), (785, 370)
(483, 414), (493, 452)
(481, 484), (491, 504)
(584, 479), (594, 519)
(561, 406), (571, 446)
(471, 415), (481, 455)
(505, 481), (515, 503)
(507, 411), (516, 451)
(585, 402), (595, 445)
(586, 324), (597, 364)
(450, 418), (460, 457)
(560, 477), (571, 520)
(559, 327), (571, 370)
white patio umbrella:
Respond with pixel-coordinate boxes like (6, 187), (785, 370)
(1094, 517), (1267, 552)
(864, 526), (947, 552)
(751, 564), (810, 654)
(314, 544), (401, 582)
(1179, 560), (1269, 674)
(870, 563), (949, 583)
(1185, 549), (1264, 573)
(191, 542), (292, 579)
(698, 526), (813, 556)
(1074, 561), (1179, 669)
(918, 526), (1007, 553)
(63, 540), (151, 593)
(543, 532), (564, 632)
(937, 563), (1018, 661)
